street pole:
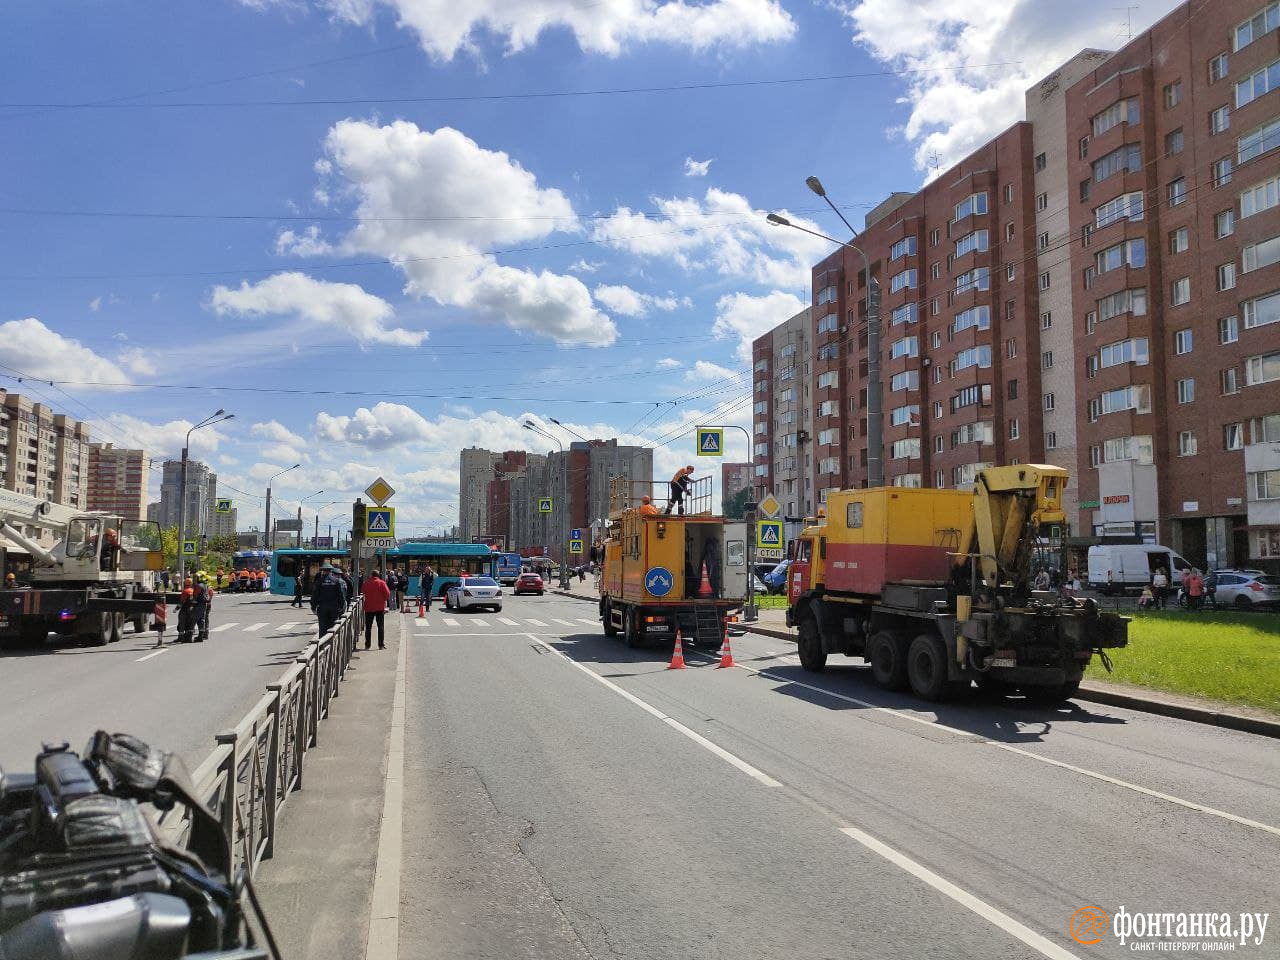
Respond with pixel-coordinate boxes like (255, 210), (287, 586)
(263, 463), (300, 552)
(523, 420), (569, 588)
(177, 409), (232, 582)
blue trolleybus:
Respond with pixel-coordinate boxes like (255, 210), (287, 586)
(270, 543), (497, 599)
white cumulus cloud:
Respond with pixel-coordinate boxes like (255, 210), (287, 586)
(209, 272), (427, 347)
(831, 0), (1171, 178)
(685, 359), (740, 381)
(251, 420), (308, 447)
(0, 318), (134, 389)
(656, 357), (682, 369)
(92, 413), (226, 460)
(593, 283), (686, 318)
(712, 290), (807, 363)
(683, 157), (713, 177)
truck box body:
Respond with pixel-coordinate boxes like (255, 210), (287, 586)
(824, 488), (975, 596)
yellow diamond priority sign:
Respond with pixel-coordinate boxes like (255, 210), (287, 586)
(364, 476), (395, 506)
(757, 494), (780, 519)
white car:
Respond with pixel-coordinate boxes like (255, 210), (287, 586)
(445, 576), (503, 612)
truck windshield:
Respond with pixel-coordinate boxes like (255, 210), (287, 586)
(64, 518), (99, 559)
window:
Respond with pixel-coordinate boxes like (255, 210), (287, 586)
(1099, 337), (1150, 368)
(952, 345), (992, 372)
(1007, 379), (1018, 400)
(931, 262), (941, 280)
(1165, 128), (1185, 155)
(1216, 209), (1235, 238)
(1046, 432), (1058, 450)
(1044, 392), (1056, 411)
(817, 371), (838, 389)
(891, 302), (918, 326)
(953, 192), (988, 222)
(1168, 178), (1188, 206)
(1005, 222), (1015, 242)
(1219, 262), (1238, 290)
(1097, 288), (1148, 322)
(1080, 178), (1091, 201)
(778, 387), (795, 403)
(931, 331), (942, 349)
(1004, 183), (1014, 203)
(1253, 470), (1280, 500)
(1223, 367), (1241, 394)
(1174, 328), (1193, 354)
(1235, 3), (1279, 52)
(1039, 271), (1051, 291)
(1008, 419), (1020, 440)
(1096, 238), (1147, 274)
(1169, 226), (1189, 254)
(1241, 175), (1280, 218)
(1093, 143), (1141, 182)
(933, 365), (943, 384)
(1006, 337), (1018, 359)
(1210, 105), (1231, 135)
(1095, 191), (1145, 229)
(816, 285), (837, 305)
(1239, 117), (1280, 163)
(753, 400), (768, 414)
(819, 457), (839, 474)
(951, 384), (991, 411)
(817, 312), (839, 333)
(1171, 278), (1191, 307)
(1237, 59), (1280, 106)
(1093, 97), (1140, 136)
(1208, 52), (1228, 83)
(1177, 378), (1196, 403)
(1036, 192), (1048, 211)
(1104, 435), (1155, 464)
(889, 405), (920, 427)
(890, 269), (918, 293)
(1006, 263), (1016, 282)
(890, 236), (918, 260)
(1179, 431), (1198, 456)
(891, 437), (921, 460)
(889, 336), (918, 359)
(930, 298), (940, 316)
(933, 400), (943, 419)
(934, 435), (944, 454)
(1038, 232), (1050, 250)
(1079, 136), (1090, 159)
(1212, 157), (1233, 186)
(817, 428), (837, 446)
(1098, 384), (1152, 415)
(1082, 224), (1094, 249)
(1090, 445), (1102, 467)
(1042, 350), (1054, 369)
(952, 304), (991, 334)
(1244, 237), (1280, 273)
(954, 267), (990, 295)
(1035, 153), (1047, 171)
(930, 227), (941, 246)
(754, 358), (769, 372)
(1252, 412), (1280, 443)
(890, 370), (919, 391)
(1221, 316), (1240, 343)
(954, 229), (989, 257)
(1245, 290), (1280, 328)
(1041, 312), (1052, 330)
(817, 343), (839, 361)
(1164, 80), (1183, 108)
(1225, 422), (1245, 450)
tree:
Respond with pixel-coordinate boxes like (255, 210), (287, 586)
(723, 486), (753, 520)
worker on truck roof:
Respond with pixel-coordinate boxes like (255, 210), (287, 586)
(664, 465), (696, 516)
(639, 495), (658, 516)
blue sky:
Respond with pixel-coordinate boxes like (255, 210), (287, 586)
(0, 0), (1173, 534)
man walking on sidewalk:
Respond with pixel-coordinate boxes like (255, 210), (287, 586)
(362, 569), (391, 650)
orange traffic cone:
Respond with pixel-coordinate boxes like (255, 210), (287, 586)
(417, 597), (426, 618)
(716, 624), (735, 669)
(668, 629), (687, 670)
(697, 561), (713, 598)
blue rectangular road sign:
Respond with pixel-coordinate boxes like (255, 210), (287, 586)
(756, 519), (783, 549)
(571, 528), (581, 539)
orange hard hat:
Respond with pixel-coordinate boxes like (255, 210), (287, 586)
(5, 573), (14, 581)
(182, 587), (194, 599)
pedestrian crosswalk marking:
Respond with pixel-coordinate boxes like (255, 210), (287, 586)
(552, 618), (576, 627)
(210, 623), (237, 633)
(443, 618), (459, 626)
(498, 618), (519, 626)
(525, 618), (547, 626)
(243, 623), (267, 633)
(470, 618), (489, 626)
(576, 618), (597, 625)
(277, 622), (297, 631)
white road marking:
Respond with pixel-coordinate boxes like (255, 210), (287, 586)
(469, 618), (490, 627)
(209, 623), (237, 633)
(365, 602), (407, 960)
(525, 618), (547, 627)
(242, 622), (267, 633)
(837, 826), (1083, 960)
(135, 649), (167, 662)
(526, 633), (781, 788)
(552, 618), (576, 627)
(277, 622), (298, 631)
(442, 618), (459, 627)
(498, 618), (519, 626)
(576, 618), (597, 625)
(689, 648), (1280, 837)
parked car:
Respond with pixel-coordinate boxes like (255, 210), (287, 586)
(1207, 569), (1280, 610)
(762, 559), (791, 594)
(444, 575), (503, 612)
(514, 572), (545, 596)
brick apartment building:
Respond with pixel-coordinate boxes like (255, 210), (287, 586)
(721, 462), (752, 500)
(751, 307), (814, 518)
(0, 393), (89, 508)
(758, 0), (1280, 569)
(86, 443), (148, 520)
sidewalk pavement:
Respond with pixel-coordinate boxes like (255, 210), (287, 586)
(553, 587), (1279, 738)
(254, 614), (402, 960)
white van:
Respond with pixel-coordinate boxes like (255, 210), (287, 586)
(1087, 544), (1191, 594)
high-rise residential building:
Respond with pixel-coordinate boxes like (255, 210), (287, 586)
(157, 459), (217, 537)
(751, 306), (813, 517)
(0, 393), (89, 509)
(210, 506), (237, 539)
(720, 462), (752, 501)
(459, 447), (499, 542)
(1064, 0), (1280, 568)
(484, 450), (530, 549)
(86, 443), (149, 520)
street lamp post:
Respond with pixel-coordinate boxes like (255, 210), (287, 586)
(263, 463), (301, 552)
(524, 420), (570, 589)
(769, 188), (884, 489)
(293, 490), (325, 548)
(177, 409), (234, 583)
(548, 417), (589, 443)
(312, 500), (338, 547)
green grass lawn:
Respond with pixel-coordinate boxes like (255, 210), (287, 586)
(754, 594), (788, 609)
(1087, 611), (1280, 716)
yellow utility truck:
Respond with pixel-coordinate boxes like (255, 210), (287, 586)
(599, 477), (746, 648)
(785, 465), (1128, 702)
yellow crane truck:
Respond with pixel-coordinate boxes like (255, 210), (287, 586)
(785, 465), (1128, 702)
(599, 477), (746, 648)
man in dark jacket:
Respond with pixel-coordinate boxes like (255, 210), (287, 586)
(310, 564), (349, 638)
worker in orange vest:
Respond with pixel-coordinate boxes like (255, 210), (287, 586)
(664, 465), (696, 516)
(639, 495), (659, 516)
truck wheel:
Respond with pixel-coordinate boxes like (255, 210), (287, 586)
(623, 608), (642, 648)
(868, 630), (908, 691)
(85, 612), (113, 646)
(602, 600), (619, 637)
(109, 614), (124, 643)
(797, 618), (826, 672)
(907, 633), (950, 702)
(131, 615), (147, 634)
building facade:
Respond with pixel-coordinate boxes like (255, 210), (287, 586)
(0, 394), (89, 509)
(156, 459), (217, 537)
(720, 462), (752, 501)
(86, 443), (149, 520)
(751, 306), (814, 518)
(458, 447), (499, 543)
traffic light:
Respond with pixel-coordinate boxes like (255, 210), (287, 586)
(353, 499), (366, 536)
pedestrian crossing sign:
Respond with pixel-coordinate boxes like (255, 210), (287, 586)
(756, 520), (782, 549)
(569, 539), (583, 555)
(181, 540), (197, 556)
(695, 426), (724, 457)
(215, 499), (232, 514)
(538, 497), (553, 513)
(365, 507), (395, 537)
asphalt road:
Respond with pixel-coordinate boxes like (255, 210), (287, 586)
(400, 592), (1280, 960)
(0, 591), (327, 772)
